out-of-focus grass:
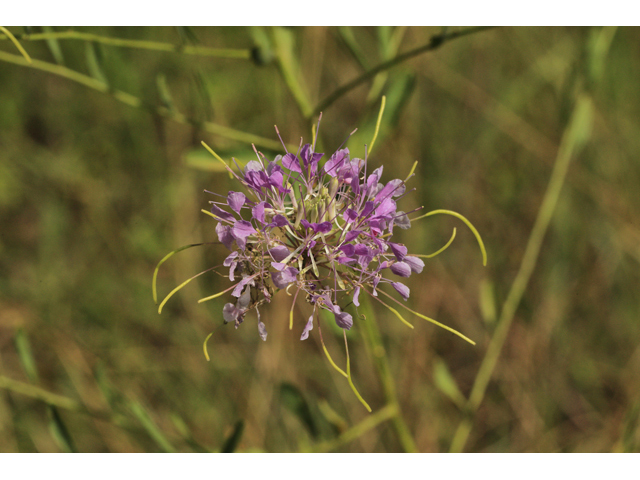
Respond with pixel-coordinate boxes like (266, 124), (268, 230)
(0, 26), (639, 452)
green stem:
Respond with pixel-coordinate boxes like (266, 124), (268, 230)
(0, 50), (286, 152)
(311, 403), (398, 452)
(310, 26), (497, 119)
(449, 94), (594, 453)
(0, 374), (81, 411)
(272, 27), (314, 119)
(359, 298), (419, 452)
(0, 29), (251, 59)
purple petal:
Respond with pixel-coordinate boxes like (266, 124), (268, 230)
(216, 223), (235, 250)
(269, 169), (284, 190)
(334, 310), (353, 330)
(237, 285), (252, 309)
(233, 277), (255, 298)
(271, 267), (298, 289)
(404, 256), (424, 274)
(271, 262), (287, 271)
(366, 166), (383, 194)
(372, 276), (381, 296)
(223, 303), (239, 323)
(210, 204), (235, 223)
(232, 220), (257, 250)
(300, 144), (324, 169)
(269, 246), (290, 262)
(390, 261), (412, 277)
(323, 148), (349, 177)
(252, 201), (270, 224)
(338, 256), (356, 265)
(358, 254), (373, 268)
(343, 208), (358, 223)
(375, 179), (402, 202)
(223, 251), (239, 267)
(244, 160), (263, 173)
(258, 321), (268, 341)
(282, 267), (298, 283)
(361, 201), (375, 218)
(368, 219), (385, 235)
(354, 244), (369, 256)
(320, 296), (353, 330)
(300, 314), (314, 340)
(375, 198), (397, 217)
(345, 230), (361, 242)
(339, 244), (355, 257)
(389, 243), (408, 261)
(229, 261), (237, 282)
(392, 282), (410, 301)
(312, 221), (332, 234)
(267, 158), (281, 173)
(387, 179), (406, 197)
(227, 191), (246, 214)
(353, 286), (360, 307)
(394, 211), (411, 230)
(300, 219), (312, 230)
(244, 170), (270, 190)
(271, 215), (289, 227)
(282, 153), (302, 172)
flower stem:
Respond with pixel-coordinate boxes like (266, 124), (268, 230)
(310, 27), (497, 119)
(0, 50), (287, 152)
(449, 93), (594, 452)
(0, 29), (251, 59)
(358, 297), (418, 452)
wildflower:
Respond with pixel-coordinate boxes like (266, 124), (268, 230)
(153, 112), (487, 412)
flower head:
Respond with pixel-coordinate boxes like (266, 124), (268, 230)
(203, 124), (428, 342)
(154, 115), (487, 412)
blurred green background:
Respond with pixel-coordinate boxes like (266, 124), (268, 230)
(1, 26), (639, 452)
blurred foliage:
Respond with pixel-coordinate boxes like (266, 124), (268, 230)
(0, 26), (639, 452)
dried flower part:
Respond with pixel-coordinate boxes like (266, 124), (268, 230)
(205, 127), (427, 342)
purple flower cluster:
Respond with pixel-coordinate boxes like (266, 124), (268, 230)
(206, 128), (426, 342)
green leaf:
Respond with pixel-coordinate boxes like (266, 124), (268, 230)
(170, 413), (212, 453)
(248, 26), (274, 66)
(336, 27), (369, 71)
(183, 147), (251, 173)
(479, 279), (497, 327)
(382, 71), (416, 127)
(42, 26), (65, 65)
(622, 400), (640, 453)
(156, 74), (175, 112)
(93, 361), (120, 408)
(272, 27), (313, 118)
(85, 41), (108, 85)
(128, 400), (175, 453)
(175, 26), (200, 45)
(350, 72), (416, 155)
(433, 357), (466, 409)
(280, 382), (319, 439)
(48, 406), (77, 453)
(220, 420), (244, 453)
(14, 329), (39, 383)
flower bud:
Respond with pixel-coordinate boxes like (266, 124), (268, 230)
(294, 201), (304, 228)
(328, 176), (339, 199)
(327, 198), (336, 221)
(309, 204), (318, 224)
(287, 183), (297, 210)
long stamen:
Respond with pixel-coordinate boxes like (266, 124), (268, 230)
(413, 228), (457, 259)
(344, 330), (372, 412)
(411, 209), (487, 266)
(376, 288), (476, 345)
